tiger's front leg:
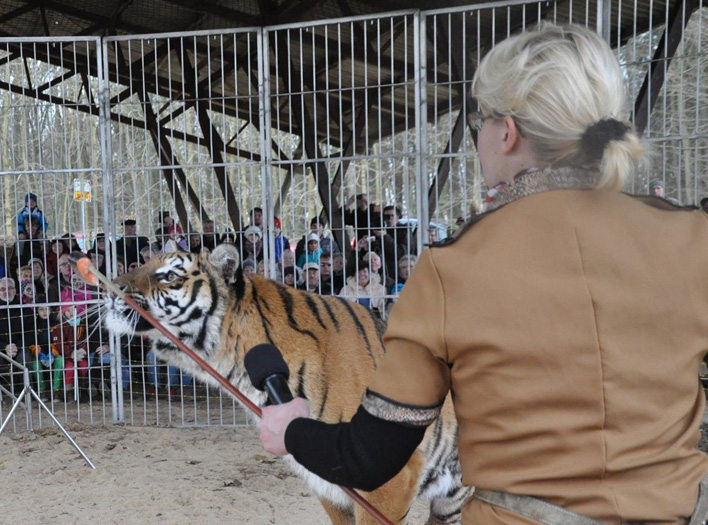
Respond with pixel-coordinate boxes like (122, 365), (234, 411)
(353, 450), (425, 525)
(320, 498), (354, 524)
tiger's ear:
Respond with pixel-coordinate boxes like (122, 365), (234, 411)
(208, 244), (241, 284)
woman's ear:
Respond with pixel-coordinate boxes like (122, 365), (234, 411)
(501, 115), (522, 154)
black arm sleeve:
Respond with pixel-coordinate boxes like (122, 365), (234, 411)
(284, 405), (426, 492)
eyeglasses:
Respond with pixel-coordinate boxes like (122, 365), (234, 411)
(468, 111), (495, 131)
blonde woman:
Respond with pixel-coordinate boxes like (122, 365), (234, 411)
(258, 24), (708, 524)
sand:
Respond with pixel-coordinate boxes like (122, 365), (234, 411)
(0, 419), (431, 524)
(2, 396), (706, 524)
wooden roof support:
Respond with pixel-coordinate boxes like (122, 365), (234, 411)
(177, 43), (243, 233)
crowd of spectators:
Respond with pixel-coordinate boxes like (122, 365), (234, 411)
(0, 194), (427, 405)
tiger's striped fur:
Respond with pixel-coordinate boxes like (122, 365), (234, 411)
(105, 244), (468, 524)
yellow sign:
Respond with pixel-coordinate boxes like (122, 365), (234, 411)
(73, 179), (92, 202)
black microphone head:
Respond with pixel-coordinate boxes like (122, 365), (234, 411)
(244, 344), (290, 391)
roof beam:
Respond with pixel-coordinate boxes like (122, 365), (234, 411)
(162, 0), (261, 26)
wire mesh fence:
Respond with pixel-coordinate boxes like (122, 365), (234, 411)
(0, 0), (706, 430)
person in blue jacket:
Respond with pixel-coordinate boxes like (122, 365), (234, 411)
(17, 193), (49, 240)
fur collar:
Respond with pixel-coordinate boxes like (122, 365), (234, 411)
(486, 165), (601, 212)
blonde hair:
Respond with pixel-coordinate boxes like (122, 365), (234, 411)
(472, 23), (646, 191)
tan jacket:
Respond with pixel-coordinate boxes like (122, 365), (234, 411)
(367, 167), (708, 524)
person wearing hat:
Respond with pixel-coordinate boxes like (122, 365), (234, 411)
(648, 179), (665, 198)
(295, 217), (340, 264)
(16, 192), (49, 240)
(648, 179), (679, 205)
(282, 265), (303, 288)
(242, 225), (264, 263)
(297, 232), (321, 269)
(302, 262), (321, 293)
(115, 219), (149, 267)
(273, 217), (290, 265)
(241, 258), (257, 277)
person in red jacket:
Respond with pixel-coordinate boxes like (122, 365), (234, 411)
(50, 305), (89, 400)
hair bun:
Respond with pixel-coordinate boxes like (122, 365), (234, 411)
(581, 119), (630, 159)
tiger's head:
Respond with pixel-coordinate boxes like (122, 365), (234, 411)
(105, 244), (242, 357)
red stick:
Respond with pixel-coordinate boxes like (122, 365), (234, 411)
(74, 257), (394, 525)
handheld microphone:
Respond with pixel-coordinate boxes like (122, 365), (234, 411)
(244, 344), (294, 405)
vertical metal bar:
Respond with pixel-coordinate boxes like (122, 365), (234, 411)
(259, 28), (276, 280)
(414, 11), (429, 252)
(100, 36), (123, 423)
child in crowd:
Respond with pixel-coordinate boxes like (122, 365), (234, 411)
(51, 305), (90, 400)
(273, 217), (290, 265)
(297, 233), (321, 268)
(30, 303), (63, 397)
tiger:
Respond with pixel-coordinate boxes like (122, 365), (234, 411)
(104, 243), (468, 524)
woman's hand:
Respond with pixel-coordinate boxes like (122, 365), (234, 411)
(258, 397), (310, 456)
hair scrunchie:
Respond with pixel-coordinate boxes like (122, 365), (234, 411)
(580, 119), (630, 159)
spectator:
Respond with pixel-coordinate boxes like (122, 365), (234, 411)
(139, 246), (155, 263)
(362, 250), (394, 291)
(50, 305), (90, 401)
(383, 205), (417, 258)
(0, 277), (34, 396)
(303, 262), (320, 293)
(282, 266), (302, 289)
(273, 217), (290, 264)
(339, 262), (386, 315)
(187, 232), (203, 254)
(242, 226), (264, 263)
(648, 179), (679, 205)
(46, 236), (68, 276)
(13, 216), (46, 268)
(295, 218), (340, 262)
(115, 219), (149, 267)
(332, 252), (345, 286)
(392, 254), (417, 294)
(28, 257), (54, 301)
(276, 249), (296, 283)
(202, 220), (220, 251)
(16, 192), (49, 240)
(89, 249), (106, 275)
(62, 233), (81, 253)
(144, 347), (192, 397)
(297, 233), (321, 269)
(242, 258), (257, 277)
(318, 252), (343, 296)
(154, 227), (187, 254)
(159, 211), (183, 237)
(649, 179), (665, 198)
(700, 197), (708, 213)
(19, 278), (36, 305)
(91, 232), (110, 259)
(56, 252), (73, 292)
(29, 302), (61, 399)
(342, 193), (381, 242)
(115, 257), (126, 276)
(249, 207), (263, 229)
